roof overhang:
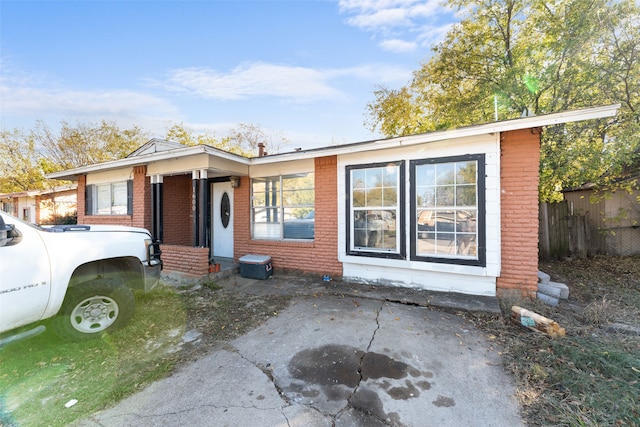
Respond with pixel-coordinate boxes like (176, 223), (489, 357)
(47, 144), (251, 181)
(46, 104), (620, 180)
(251, 104), (621, 164)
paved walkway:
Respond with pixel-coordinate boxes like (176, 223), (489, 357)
(77, 274), (522, 427)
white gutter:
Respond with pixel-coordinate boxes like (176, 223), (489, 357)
(47, 104), (620, 178)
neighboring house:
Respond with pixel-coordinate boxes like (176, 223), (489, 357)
(0, 185), (77, 225)
(563, 163), (640, 256)
(47, 105), (618, 297)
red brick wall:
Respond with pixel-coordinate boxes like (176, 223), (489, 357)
(497, 129), (541, 296)
(161, 244), (209, 276)
(76, 170), (152, 229)
(77, 175), (87, 223)
(133, 165), (151, 230)
(162, 174), (193, 246)
(234, 156), (343, 277)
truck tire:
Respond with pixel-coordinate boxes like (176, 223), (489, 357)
(51, 278), (135, 341)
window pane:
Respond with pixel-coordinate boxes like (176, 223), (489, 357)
(436, 186), (454, 206)
(96, 184), (111, 215)
(435, 163), (455, 185)
(456, 161), (476, 184)
(414, 158), (480, 260)
(283, 209), (314, 239)
(252, 177), (279, 208)
(253, 223), (281, 240)
(349, 163), (400, 254)
(416, 187), (435, 207)
(382, 187), (397, 206)
(282, 189), (314, 207)
(353, 189), (366, 207)
(366, 187), (383, 206)
(366, 168), (382, 188)
(252, 207), (279, 223)
(251, 173), (314, 240)
(416, 164), (435, 187)
(112, 182), (128, 214)
(352, 170), (366, 189)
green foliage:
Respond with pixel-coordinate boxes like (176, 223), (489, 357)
(0, 121), (149, 193)
(366, 0), (640, 201)
(164, 122), (289, 157)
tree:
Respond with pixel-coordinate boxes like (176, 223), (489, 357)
(366, 0), (640, 201)
(0, 128), (46, 192)
(35, 120), (149, 171)
(163, 122), (289, 157)
(0, 121), (149, 193)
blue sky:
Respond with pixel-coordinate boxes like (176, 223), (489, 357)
(1, 0), (456, 150)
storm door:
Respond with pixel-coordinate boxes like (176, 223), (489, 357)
(211, 182), (234, 258)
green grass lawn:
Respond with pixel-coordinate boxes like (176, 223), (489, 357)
(0, 286), (186, 427)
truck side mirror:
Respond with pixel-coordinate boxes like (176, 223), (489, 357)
(0, 215), (8, 247)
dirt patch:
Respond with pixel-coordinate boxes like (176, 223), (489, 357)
(171, 284), (292, 365)
(458, 255), (640, 426)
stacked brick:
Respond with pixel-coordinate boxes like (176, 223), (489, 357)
(161, 245), (210, 276)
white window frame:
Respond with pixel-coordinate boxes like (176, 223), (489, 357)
(410, 154), (485, 266)
(346, 161), (405, 258)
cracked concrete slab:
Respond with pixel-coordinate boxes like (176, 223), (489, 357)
(75, 294), (523, 427)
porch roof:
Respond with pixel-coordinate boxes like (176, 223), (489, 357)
(47, 104), (619, 181)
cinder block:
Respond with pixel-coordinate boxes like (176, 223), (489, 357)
(548, 281), (569, 300)
(537, 291), (559, 306)
(538, 271), (551, 285)
(538, 282), (562, 298)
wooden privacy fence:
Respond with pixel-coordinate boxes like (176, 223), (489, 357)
(539, 202), (593, 260)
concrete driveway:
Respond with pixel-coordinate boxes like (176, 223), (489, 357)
(77, 276), (523, 427)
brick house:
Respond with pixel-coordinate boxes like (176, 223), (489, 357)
(47, 106), (618, 297)
(0, 185), (77, 225)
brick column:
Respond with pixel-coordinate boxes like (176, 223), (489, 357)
(497, 129), (541, 297)
(132, 165), (151, 230)
(77, 175), (87, 224)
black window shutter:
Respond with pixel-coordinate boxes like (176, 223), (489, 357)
(85, 184), (94, 215)
(127, 180), (133, 215)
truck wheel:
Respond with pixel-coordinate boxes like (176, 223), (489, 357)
(51, 278), (135, 341)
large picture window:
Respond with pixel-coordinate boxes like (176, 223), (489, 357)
(251, 173), (314, 240)
(410, 155), (485, 266)
(346, 161), (404, 257)
(85, 181), (132, 215)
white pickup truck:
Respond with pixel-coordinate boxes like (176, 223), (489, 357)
(0, 211), (162, 345)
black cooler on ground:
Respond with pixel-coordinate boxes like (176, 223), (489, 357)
(239, 254), (273, 279)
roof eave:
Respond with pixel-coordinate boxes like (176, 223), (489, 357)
(251, 104), (621, 164)
(46, 144), (251, 180)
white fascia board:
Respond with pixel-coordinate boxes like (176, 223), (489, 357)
(251, 104), (620, 164)
(46, 144), (250, 180)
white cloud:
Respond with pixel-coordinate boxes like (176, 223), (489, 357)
(379, 38), (417, 53)
(158, 63), (344, 102)
(338, 0), (454, 53)
(0, 69), (179, 133)
(155, 62), (411, 102)
(346, 7), (412, 30)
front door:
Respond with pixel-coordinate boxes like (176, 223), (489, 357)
(211, 182), (234, 258)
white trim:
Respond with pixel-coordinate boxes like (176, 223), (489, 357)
(46, 105), (619, 181)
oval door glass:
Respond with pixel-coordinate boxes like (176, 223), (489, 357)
(220, 192), (230, 228)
